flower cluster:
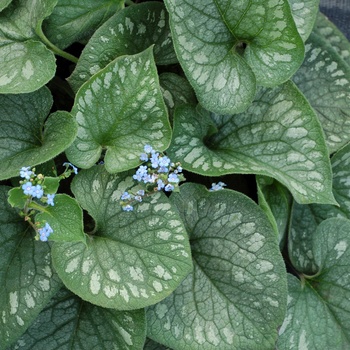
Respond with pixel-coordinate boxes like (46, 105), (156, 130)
(20, 167), (55, 205)
(120, 145), (185, 211)
(209, 182), (227, 191)
(38, 222), (53, 242)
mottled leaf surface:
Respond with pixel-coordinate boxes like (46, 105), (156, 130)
(293, 32), (350, 153)
(257, 176), (292, 248)
(144, 338), (171, 350)
(0, 186), (62, 348)
(10, 287), (146, 350)
(147, 183), (287, 350)
(314, 12), (350, 66)
(69, 2), (177, 93)
(164, 0), (304, 114)
(66, 48), (171, 173)
(0, 0), (12, 12)
(289, 142), (350, 273)
(159, 73), (197, 120)
(167, 81), (335, 205)
(51, 166), (192, 310)
(0, 0), (57, 93)
(43, 0), (124, 49)
(278, 219), (350, 349)
(35, 194), (86, 243)
(0, 87), (77, 180)
(288, 0), (320, 41)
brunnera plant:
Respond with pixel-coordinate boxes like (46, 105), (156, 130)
(1, 0), (350, 349)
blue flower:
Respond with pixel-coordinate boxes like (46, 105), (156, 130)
(165, 184), (174, 192)
(121, 192), (132, 200)
(159, 156), (170, 167)
(137, 189), (145, 196)
(144, 144), (153, 153)
(122, 204), (133, 212)
(134, 195), (142, 202)
(63, 162), (78, 174)
(22, 181), (34, 195)
(20, 167), (33, 180)
(158, 166), (168, 173)
(38, 223), (53, 242)
(140, 153), (149, 161)
(209, 182), (227, 191)
(32, 185), (44, 199)
(133, 165), (148, 181)
(168, 173), (179, 183)
(157, 179), (165, 190)
(47, 194), (55, 206)
(150, 152), (160, 168)
(177, 166), (183, 173)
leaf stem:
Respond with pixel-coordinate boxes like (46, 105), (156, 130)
(35, 24), (79, 64)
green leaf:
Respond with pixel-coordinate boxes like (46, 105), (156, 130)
(167, 81), (335, 205)
(159, 73), (197, 120)
(256, 176), (292, 248)
(51, 166), (192, 310)
(0, 186), (62, 348)
(164, 0), (304, 114)
(66, 47), (171, 173)
(314, 12), (350, 66)
(0, 87), (78, 180)
(43, 0), (124, 50)
(147, 183), (287, 350)
(42, 176), (60, 194)
(0, 0), (57, 93)
(68, 2), (177, 93)
(278, 218), (350, 349)
(0, 0), (12, 12)
(293, 32), (350, 153)
(35, 194), (86, 243)
(288, 141), (350, 273)
(10, 287), (146, 350)
(7, 188), (27, 209)
(288, 0), (320, 42)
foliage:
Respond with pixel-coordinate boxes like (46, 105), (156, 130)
(1, 0), (350, 349)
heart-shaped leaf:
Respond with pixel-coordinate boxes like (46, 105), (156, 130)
(164, 0), (304, 114)
(314, 12), (350, 66)
(66, 47), (171, 173)
(147, 183), (287, 350)
(51, 166), (192, 310)
(10, 287), (146, 350)
(43, 0), (124, 50)
(35, 194), (86, 243)
(278, 218), (350, 349)
(288, 0), (320, 42)
(293, 32), (350, 153)
(0, 186), (62, 348)
(0, 87), (78, 180)
(69, 2), (177, 93)
(0, 0), (57, 93)
(167, 81), (335, 205)
(289, 141), (350, 273)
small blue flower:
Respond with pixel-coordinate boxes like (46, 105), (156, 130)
(133, 165), (148, 181)
(209, 182), (227, 191)
(177, 166), (183, 173)
(168, 173), (179, 183)
(134, 195), (142, 202)
(150, 152), (160, 168)
(157, 179), (165, 190)
(22, 181), (34, 195)
(38, 223), (53, 242)
(63, 162), (78, 174)
(20, 167), (33, 180)
(158, 166), (168, 173)
(140, 153), (149, 161)
(144, 144), (153, 153)
(47, 194), (55, 206)
(165, 184), (174, 192)
(122, 204), (133, 212)
(121, 192), (132, 200)
(32, 185), (44, 199)
(137, 190), (145, 196)
(159, 156), (170, 167)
